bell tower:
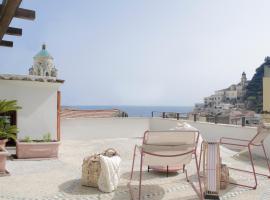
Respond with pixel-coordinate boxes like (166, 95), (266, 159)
(241, 72), (247, 86)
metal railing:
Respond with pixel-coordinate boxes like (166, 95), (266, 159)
(151, 111), (249, 127)
(151, 111), (189, 120)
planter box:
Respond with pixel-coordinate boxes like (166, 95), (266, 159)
(16, 141), (60, 159)
(0, 147), (9, 172)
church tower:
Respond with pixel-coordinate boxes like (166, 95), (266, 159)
(29, 44), (58, 77)
(241, 72), (247, 86)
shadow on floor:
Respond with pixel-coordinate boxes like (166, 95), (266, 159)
(112, 184), (165, 200)
(232, 152), (270, 171)
(58, 179), (100, 195)
(188, 173), (248, 199)
(222, 145), (270, 170)
(121, 170), (180, 181)
(58, 178), (165, 200)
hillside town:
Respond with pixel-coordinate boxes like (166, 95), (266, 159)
(193, 70), (260, 125)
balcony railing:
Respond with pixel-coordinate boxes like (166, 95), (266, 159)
(151, 111), (254, 127)
(151, 111), (189, 120)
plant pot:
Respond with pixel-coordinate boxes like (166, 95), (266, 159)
(0, 147), (9, 173)
(0, 139), (8, 148)
(16, 141), (60, 159)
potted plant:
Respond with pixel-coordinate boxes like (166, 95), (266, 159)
(16, 133), (60, 159)
(0, 100), (21, 148)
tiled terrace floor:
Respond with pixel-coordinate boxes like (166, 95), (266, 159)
(0, 138), (270, 200)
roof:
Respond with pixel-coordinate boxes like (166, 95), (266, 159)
(33, 44), (53, 59)
(61, 108), (123, 118)
(0, 74), (64, 83)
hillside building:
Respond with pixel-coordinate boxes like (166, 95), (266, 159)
(203, 72), (249, 114)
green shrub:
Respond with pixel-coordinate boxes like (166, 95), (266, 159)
(42, 133), (52, 142)
(0, 100), (21, 140)
(22, 136), (32, 142)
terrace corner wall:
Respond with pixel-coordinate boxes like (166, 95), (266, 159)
(0, 80), (61, 140)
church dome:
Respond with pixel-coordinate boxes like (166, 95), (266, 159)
(33, 44), (53, 59)
(29, 44), (58, 77)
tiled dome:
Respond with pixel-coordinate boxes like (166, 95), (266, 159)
(33, 44), (53, 59)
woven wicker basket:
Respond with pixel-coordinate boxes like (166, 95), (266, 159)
(81, 148), (119, 187)
(220, 164), (229, 190)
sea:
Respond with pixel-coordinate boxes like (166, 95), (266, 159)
(65, 105), (193, 117)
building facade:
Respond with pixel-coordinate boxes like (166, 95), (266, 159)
(202, 72), (249, 114)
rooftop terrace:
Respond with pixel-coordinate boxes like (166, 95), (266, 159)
(1, 118), (270, 200)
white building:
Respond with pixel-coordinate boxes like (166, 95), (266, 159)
(0, 45), (64, 141)
(203, 72), (249, 113)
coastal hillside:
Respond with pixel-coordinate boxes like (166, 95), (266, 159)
(245, 57), (270, 113)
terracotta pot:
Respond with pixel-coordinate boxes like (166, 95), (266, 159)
(16, 141), (60, 159)
(0, 147), (9, 172)
(0, 139), (8, 148)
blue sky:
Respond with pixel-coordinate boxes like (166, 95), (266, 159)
(1, 0), (270, 106)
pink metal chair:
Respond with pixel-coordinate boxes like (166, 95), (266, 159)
(220, 123), (270, 189)
(128, 129), (203, 200)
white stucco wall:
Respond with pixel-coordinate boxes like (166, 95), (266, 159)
(61, 117), (150, 140)
(61, 117), (270, 158)
(0, 80), (61, 140)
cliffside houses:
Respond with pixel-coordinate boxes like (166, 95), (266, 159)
(193, 72), (260, 125)
(203, 72), (249, 114)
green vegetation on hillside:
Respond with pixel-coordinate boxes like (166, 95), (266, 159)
(245, 58), (270, 113)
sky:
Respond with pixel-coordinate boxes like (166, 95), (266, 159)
(1, 0), (270, 106)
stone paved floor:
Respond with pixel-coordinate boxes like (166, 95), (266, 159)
(0, 138), (270, 200)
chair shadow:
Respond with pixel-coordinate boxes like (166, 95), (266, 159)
(58, 179), (101, 195)
(121, 170), (179, 181)
(232, 152), (270, 170)
(188, 173), (253, 198)
(222, 145), (270, 170)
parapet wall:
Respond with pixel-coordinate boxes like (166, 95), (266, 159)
(61, 117), (270, 158)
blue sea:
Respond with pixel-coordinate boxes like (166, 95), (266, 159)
(65, 105), (193, 117)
